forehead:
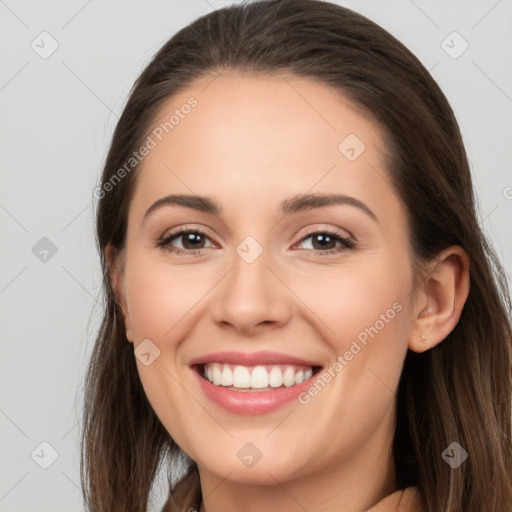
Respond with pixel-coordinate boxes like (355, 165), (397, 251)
(130, 71), (400, 223)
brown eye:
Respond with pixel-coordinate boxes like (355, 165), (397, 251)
(296, 230), (355, 255)
(176, 232), (207, 249)
(158, 229), (215, 255)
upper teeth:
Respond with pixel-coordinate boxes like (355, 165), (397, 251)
(203, 363), (314, 389)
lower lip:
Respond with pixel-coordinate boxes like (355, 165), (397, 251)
(193, 368), (318, 415)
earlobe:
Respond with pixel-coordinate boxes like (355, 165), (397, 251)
(105, 244), (134, 343)
(409, 245), (470, 353)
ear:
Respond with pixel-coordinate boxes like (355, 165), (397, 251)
(105, 243), (134, 343)
(409, 245), (470, 353)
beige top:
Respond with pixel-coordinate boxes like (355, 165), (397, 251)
(367, 487), (424, 512)
(164, 485), (424, 512)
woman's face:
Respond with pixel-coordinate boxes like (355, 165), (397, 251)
(114, 72), (422, 487)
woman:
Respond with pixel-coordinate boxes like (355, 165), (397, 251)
(81, 1), (512, 511)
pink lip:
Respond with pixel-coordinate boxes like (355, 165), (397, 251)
(193, 369), (317, 415)
(189, 350), (321, 367)
(188, 351), (322, 415)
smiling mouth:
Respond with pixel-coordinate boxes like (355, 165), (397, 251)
(193, 363), (322, 392)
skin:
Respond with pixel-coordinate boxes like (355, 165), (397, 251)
(108, 72), (470, 512)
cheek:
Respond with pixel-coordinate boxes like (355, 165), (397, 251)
(288, 256), (412, 419)
(122, 251), (211, 445)
(124, 252), (213, 342)
(284, 268), (410, 463)
(292, 258), (411, 350)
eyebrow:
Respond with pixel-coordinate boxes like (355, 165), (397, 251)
(143, 193), (378, 224)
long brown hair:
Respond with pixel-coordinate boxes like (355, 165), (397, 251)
(81, 1), (512, 510)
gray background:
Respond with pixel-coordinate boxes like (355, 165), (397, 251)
(1, 0), (511, 511)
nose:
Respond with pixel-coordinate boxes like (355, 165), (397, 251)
(210, 247), (292, 336)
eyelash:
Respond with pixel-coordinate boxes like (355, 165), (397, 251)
(157, 227), (356, 257)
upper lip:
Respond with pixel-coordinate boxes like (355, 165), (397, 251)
(189, 351), (323, 368)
